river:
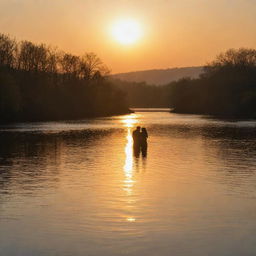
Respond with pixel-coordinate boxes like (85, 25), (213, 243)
(1, 109), (256, 256)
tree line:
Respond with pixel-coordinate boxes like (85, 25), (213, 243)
(1, 33), (254, 120)
(111, 79), (171, 108)
(0, 33), (129, 122)
(113, 48), (256, 118)
(169, 48), (256, 117)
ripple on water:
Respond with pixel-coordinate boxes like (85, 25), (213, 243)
(1, 111), (256, 256)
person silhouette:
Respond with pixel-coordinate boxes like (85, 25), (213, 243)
(132, 126), (141, 157)
(140, 127), (148, 157)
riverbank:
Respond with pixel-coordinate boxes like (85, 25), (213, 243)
(0, 108), (133, 124)
(171, 108), (256, 120)
(0, 34), (130, 124)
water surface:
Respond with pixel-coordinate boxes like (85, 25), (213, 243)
(1, 110), (256, 256)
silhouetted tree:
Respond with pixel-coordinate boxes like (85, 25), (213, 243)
(170, 48), (256, 117)
(0, 33), (16, 68)
(0, 33), (129, 122)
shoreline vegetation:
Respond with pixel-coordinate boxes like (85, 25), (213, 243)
(169, 48), (256, 118)
(1, 33), (255, 122)
(0, 33), (130, 123)
(114, 48), (256, 119)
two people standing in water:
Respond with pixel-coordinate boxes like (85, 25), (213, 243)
(132, 126), (148, 157)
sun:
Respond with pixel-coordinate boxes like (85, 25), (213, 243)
(111, 19), (142, 45)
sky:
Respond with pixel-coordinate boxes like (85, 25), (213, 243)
(0, 0), (255, 73)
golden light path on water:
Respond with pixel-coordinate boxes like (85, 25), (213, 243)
(1, 112), (256, 256)
(121, 114), (140, 223)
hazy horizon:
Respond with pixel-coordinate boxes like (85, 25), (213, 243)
(0, 0), (255, 73)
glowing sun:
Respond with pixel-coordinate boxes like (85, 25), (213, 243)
(111, 19), (142, 45)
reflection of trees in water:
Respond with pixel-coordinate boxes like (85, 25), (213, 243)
(200, 126), (256, 194)
(151, 122), (256, 143)
(200, 126), (256, 168)
(0, 130), (112, 195)
(151, 123), (256, 192)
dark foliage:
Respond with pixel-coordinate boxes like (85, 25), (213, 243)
(112, 79), (171, 107)
(170, 48), (256, 117)
(0, 33), (129, 122)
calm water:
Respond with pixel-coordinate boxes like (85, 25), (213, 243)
(1, 110), (256, 256)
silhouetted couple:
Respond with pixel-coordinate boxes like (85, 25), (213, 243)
(132, 126), (148, 157)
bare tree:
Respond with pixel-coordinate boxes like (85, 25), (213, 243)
(204, 48), (256, 76)
(60, 53), (80, 77)
(79, 53), (109, 80)
(0, 34), (17, 68)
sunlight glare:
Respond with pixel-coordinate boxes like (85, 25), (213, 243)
(124, 128), (133, 173)
(121, 114), (139, 128)
(126, 217), (136, 222)
(111, 19), (142, 45)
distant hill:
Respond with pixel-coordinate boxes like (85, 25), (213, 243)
(111, 66), (203, 85)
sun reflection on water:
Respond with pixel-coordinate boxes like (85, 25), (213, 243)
(122, 113), (139, 177)
(126, 217), (136, 222)
(124, 128), (133, 174)
(121, 113), (140, 128)
(122, 114), (139, 222)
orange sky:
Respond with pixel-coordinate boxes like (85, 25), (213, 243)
(0, 0), (255, 73)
